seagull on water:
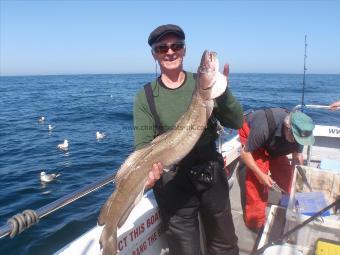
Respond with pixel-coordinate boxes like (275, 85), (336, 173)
(57, 139), (69, 151)
(38, 116), (45, 123)
(48, 124), (55, 131)
(40, 171), (60, 183)
(96, 131), (106, 140)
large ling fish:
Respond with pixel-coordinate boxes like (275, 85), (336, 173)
(97, 50), (228, 255)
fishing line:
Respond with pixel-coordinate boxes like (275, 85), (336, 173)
(154, 60), (160, 97)
(301, 35), (307, 112)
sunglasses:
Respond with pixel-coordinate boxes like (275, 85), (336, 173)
(152, 41), (185, 54)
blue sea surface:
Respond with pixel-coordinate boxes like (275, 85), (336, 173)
(0, 73), (339, 254)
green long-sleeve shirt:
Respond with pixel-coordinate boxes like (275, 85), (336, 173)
(133, 72), (243, 150)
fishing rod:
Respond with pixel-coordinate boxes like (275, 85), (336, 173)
(300, 35), (308, 112)
(251, 197), (340, 255)
(0, 172), (116, 239)
(296, 37), (340, 112)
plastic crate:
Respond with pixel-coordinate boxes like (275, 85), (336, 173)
(285, 166), (340, 252)
(295, 191), (330, 217)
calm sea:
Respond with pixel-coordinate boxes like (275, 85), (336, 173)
(0, 73), (339, 254)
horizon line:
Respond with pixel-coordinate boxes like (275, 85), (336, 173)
(1, 71), (340, 77)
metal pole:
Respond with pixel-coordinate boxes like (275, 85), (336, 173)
(0, 172), (116, 239)
(306, 145), (312, 166)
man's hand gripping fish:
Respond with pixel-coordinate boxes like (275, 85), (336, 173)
(97, 50), (228, 255)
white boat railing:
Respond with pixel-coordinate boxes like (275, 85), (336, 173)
(292, 104), (339, 111)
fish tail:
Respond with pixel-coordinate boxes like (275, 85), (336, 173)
(99, 225), (117, 255)
(98, 191), (116, 225)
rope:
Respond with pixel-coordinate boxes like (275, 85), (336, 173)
(7, 210), (39, 238)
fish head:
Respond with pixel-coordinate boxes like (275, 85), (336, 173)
(197, 50), (227, 100)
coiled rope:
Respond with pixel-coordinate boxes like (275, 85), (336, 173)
(7, 210), (39, 238)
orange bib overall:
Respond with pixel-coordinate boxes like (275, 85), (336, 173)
(238, 120), (293, 230)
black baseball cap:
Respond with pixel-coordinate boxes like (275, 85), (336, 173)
(148, 24), (185, 46)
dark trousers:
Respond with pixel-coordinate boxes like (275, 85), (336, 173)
(153, 149), (239, 255)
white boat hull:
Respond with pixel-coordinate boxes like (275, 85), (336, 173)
(55, 191), (168, 255)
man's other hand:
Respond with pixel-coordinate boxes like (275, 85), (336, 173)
(145, 162), (163, 189)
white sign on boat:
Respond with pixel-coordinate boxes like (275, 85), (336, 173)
(55, 191), (168, 255)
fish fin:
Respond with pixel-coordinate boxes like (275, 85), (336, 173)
(115, 147), (151, 185)
(98, 191), (116, 226)
(149, 131), (171, 145)
(115, 133), (168, 185)
(117, 189), (144, 228)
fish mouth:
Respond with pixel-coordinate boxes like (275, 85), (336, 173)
(198, 50), (217, 74)
(197, 50), (227, 100)
(197, 50), (218, 95)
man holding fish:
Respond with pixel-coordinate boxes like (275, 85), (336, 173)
(133, 24), (243, 255)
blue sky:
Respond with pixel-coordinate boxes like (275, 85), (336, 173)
(1, 1), (339, 76)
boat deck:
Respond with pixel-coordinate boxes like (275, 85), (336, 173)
(227, 125), (340, 255)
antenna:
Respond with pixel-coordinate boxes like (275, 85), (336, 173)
(301, 35), (307, 112)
